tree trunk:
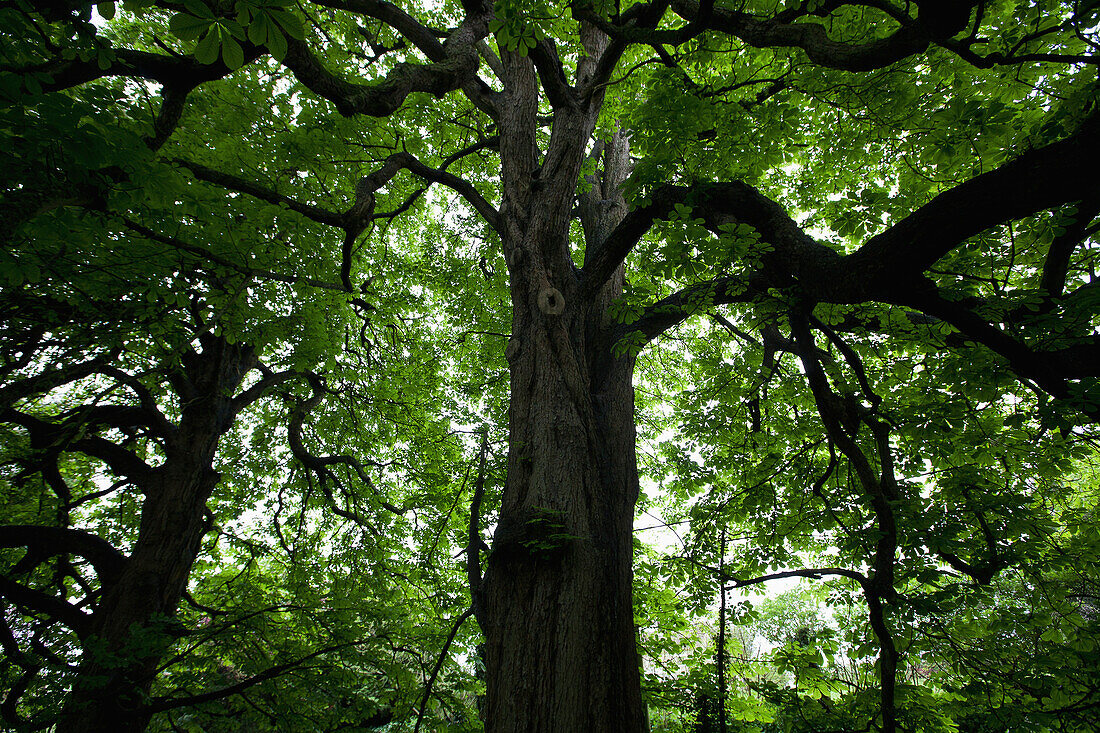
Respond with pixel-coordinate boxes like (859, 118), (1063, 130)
(717, 527), (728, 733)
(57, 336), (254, 733)
(481, 293), (645, 732)
(480, 52), (647, 725)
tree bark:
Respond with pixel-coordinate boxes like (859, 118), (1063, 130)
(56, 336), (254, 733)
(479, 63), (648, 727)
(481, 328), (644, 731)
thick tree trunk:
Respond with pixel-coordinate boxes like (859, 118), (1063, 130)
(480, 59), (647, 726)
(57, 336), (253, 733)
(481, 296), (645, 732)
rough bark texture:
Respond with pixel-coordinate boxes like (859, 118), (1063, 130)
(481, 316), (643, 731)
(56, 337), (254, 733)
(479, 45), (648, 727)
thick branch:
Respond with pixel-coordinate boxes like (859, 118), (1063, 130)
(607, 109), (1100, 381)
(0, 577), (91, 639)
(576, 0), (670, 99)
(1, 408), (155, 483)
(230, 369), (310, 412)
(0, 525), (126, 586)
(584, 181), (839, 297)
(279, 16), (485, 118)
(1040, 199), (1100, 300)
(37, 46), (264, 95)
(304, 0), (446, 58)
(896, 286), (1089, 395)
(94, 366), (175, 439)
(146, 83), (195, 151)
(527, 37), (578, 110)
(844, 111), (1100, 300)
(672, 0), (975, 71)
(936, 550), (1005, 585)
(626, 275), (766, 345)
(0, 354), (114, 410)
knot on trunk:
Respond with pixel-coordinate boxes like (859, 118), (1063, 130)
(537, 287), (564, 315)
(505, 338), (520, 362)
(507, 245), (526, 268)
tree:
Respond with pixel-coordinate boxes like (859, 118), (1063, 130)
(3, 0), (1100, 732)
(0, 11), (470, 727)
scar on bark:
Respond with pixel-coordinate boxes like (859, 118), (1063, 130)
(537, 286), (565, 315)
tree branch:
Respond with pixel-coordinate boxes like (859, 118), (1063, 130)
(0, 525), (127, 586)
(412, 607), (474, 733)
(305, 0), (447, 58)
(1, 408), (155, 483)
(119, 218), (348, 293)
(173, 160), (347, 228)
(0, 577), (91, 639)
(527, 37), (578, 110)
(146, 639), (368, 712)
(466, 431), (489, 623)
(352, 151), (502, 235)
(0, 353), (115, 410)
(624, 274), (766, 345)
(279, 15), (485, 118)
(679, 555), (868, 588)
(230, 369), (311, 413)
(584, 181), (839, 298)
(36, 46), (264, 95)
(286, 373), (403, 515)
(843, 110), (1100, 301)
(1040, 198), (1100, 301)
(671, 0), (974, 71)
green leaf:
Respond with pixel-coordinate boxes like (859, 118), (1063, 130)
(98, 1), (116, 20)
(221, 35), (245, 69)
(247, 12), (270, 45)
(265, 26), (287, 61)
(182, 0), (214, 18)
(221, 18), (246, 40)
(170, 12), (213, 42)
(269, 9), (304, 40)
(194, 28), (221, 64)
(23, 73), (41, 96)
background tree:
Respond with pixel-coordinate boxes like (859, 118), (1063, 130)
(3, 1), (1100, 732)
(0, 9), (483, 728)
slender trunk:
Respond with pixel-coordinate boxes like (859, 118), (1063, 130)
(867, 592), (898, 733)
(57, 337), (253, 733)
(717, 527), (727, 733)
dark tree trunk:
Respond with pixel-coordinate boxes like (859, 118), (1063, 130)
(479, 42), (648, 724)
(57, 336), (254, 733)
(717, 526), (728, 733)
(481, 309), (644, 731)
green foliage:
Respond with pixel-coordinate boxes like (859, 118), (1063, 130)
(169, 0), (302, 66)
(4, 0), (1100, 730)
(488, 1), (546, 56)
